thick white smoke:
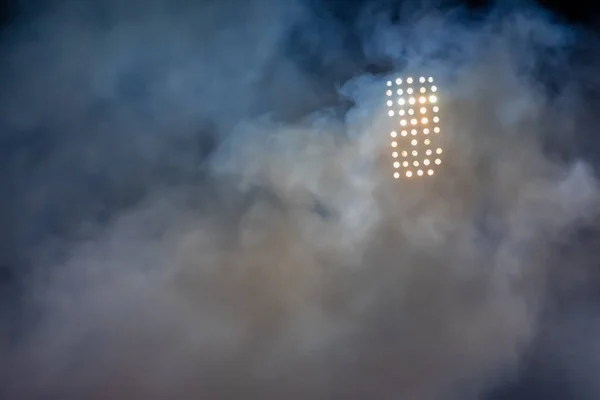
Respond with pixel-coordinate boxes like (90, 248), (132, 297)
(1, 0), (600, 399)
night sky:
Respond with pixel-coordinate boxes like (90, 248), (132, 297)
(2, 1), (600, 399)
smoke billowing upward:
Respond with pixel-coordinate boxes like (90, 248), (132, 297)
(1, 0), (600, 398)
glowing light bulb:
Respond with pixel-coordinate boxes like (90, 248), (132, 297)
(388, 110), (394, 116)
(390, 131), (397, 137)
(401, 130), (407, 136)
(428, 169), (434, 175)
(394, 172), (400, 179)
(417, 169), (424, 176)
(435, 158), (441, 165)
(429, 95), (437, 103)
(396, 78), (402, 85)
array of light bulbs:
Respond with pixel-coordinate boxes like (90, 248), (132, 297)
(386, 76), (443, 179)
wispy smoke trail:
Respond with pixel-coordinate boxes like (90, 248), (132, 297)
(1, 0), (600, 399)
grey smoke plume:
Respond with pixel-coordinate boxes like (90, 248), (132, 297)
(1, 0), (600, 399)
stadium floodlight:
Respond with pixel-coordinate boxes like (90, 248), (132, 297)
(386, 75), (443, 179)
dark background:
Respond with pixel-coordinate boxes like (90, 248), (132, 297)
(1, 1), (600, 399)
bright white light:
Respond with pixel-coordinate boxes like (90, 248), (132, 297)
(408, 109), (414, 115)
(417, 169), (424, 176)
(434, 127), (440, 133)
(407, 88), (413, 94)
(424, 139), (431, 145)
(400, 119), (407, 126)
(401, 151), (408, 157)
(433, 106), (439, 112)
(388, 110), (394, 117)
(429, 95), (437, 103)
(402, 161), (409, 167)
(419, 77), (426, 83)
(428, 77), (434, 82)
(413, 161), (419, 167)
(426, 149), (432, 156)
(387, 81), (392, 86)
(436, 148), (443, 154)
(424, 159), (430, 166)
(411, 129), (417, 136)
(387, 100), (393, 106)
(411, 139), (417, 146)
(420, 107), (427, 114)
(394, 172), (400, 179)
(386, 90), (392, 96)
(396, 78), (402, 85)
(411, 119), (417, 125)
(401, 130), (407, 136)
(399, 110), (405, 116)
(397, 89), (403, 95)
(428, 169), (434, 176)
(433, 117), (440, 123)
(393, 161), (400, 168)
(390, 131), (397, 138)
(423, 128), (430, 134)
(392, 151), (398, 158)
(406, 171), (413, 177)
(421, 117), (428, 124)
(420, 87), (426, 93)
(435, 158), (441, 165)
(391, 141), (397, 147)
(407, 77), (413, 84)
(419, 97), (426, 104)
(412, 150), (418, 156)
(409, 97), (416, 104)
(431, 86), (437, 92)
(398, 98), (405, 105)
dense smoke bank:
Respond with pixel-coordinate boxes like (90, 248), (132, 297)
(1, 0), (600, 399)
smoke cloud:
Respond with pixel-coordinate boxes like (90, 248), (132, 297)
(1, 0), (600, 398)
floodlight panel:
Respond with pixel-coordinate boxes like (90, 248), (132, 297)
(387, 76), (443, 179)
